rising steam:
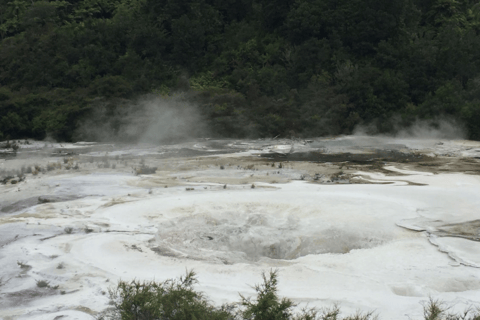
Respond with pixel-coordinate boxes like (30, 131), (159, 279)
(74, 94), (208, 143)
(353, 117), (466, 140)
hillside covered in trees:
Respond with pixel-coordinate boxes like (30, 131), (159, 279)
(1, 0), (480, 141)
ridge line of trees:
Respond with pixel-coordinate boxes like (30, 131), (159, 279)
(1, 0), (480, 141)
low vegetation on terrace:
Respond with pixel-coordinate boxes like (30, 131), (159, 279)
(97, 270), (480, 320)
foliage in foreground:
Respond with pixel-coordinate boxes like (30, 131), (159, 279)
(423, 298), (480, 320)
(98, 270), (231, 320)
(97, 270), (480, 320)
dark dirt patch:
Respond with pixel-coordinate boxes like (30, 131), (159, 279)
(38, 195), (82, 204)
(163, 148), (241, 159)
(261, 150), (480, 176)
(435, 220), (480, 241)
(150, 246), (178, 257)
(0, 197), (40, 214)
(261, 150), (429, 164)
(407, 158), (480, 175)
(0, 288), (58, 308)
(1, 195), (83, 215)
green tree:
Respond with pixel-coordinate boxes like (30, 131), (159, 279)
(99, 270), (232, 320)
(0, 0), (30, 38)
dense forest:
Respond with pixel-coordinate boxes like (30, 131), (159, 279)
(1, 0), (480, 141)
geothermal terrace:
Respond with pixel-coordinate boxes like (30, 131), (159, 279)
(1, 136), (480, 319)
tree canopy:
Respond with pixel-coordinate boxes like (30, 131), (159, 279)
(1, 0), (480, 141)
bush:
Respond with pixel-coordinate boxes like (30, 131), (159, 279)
(99, 270), (232, 320)
(36, 280), (50, 288)
(422, 298), (480, 320)
(98, 269), (480, 320)
(240, 270), (296, 320)
(98, 270), (382, 320)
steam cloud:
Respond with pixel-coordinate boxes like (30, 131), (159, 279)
(353, 117), (466, 140)
(75, 92), (467, 143)
(75, 94), (208, 143)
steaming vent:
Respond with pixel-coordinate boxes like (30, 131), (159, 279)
(154, 203), (387, 263)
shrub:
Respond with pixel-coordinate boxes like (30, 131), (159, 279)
(99, 270), (231, 320)
(135, 165), (157, 175)
(422, 298), (480, 320)
(99, 270), (479, 320)
(17, 261), (30, 269)
(36, 280), (50, 288)
(240, 270), (295, 320)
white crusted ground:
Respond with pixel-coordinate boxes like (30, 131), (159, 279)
(1, 136), (480, 319)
